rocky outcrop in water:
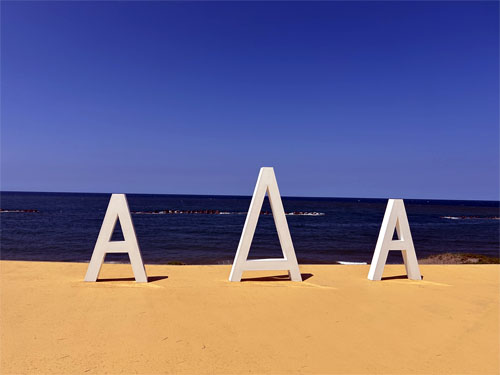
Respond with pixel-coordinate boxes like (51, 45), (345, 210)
(419, 253), (500, 264)
(0, 209), (39, 213)
(132, 209), (324, 216)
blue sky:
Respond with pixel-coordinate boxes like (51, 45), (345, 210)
(1, 1), (498, 200)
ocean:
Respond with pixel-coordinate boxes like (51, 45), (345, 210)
(0, 192), (498, 265)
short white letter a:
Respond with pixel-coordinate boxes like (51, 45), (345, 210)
(229, 167), (302, 282)
(368, 199), (421, 281)
(84, 194), (148, 282)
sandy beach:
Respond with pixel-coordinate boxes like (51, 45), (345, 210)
(1, 260), (498, 374)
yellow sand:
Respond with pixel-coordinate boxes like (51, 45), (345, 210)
(1, 261), (499, 374)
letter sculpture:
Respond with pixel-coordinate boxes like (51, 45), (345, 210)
(85, 194), (148, 282)
(229, 167), (302, 282)
(368, 199), (421, 281)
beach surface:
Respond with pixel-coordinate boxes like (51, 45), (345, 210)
(1, 261), (499, 374)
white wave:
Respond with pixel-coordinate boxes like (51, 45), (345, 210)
(338, 261), (367, 265)
(441, 216), (499, 220)
(285, 212), (325, 216)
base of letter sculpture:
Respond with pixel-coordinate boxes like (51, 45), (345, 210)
(368, 199), (421, 281)
(229, 167), (302, 282)
(85, 194), (148, 282)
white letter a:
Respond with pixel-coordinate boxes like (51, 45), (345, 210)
(368, 199), (421, 281)
(229, 167), (302, 282)
(84, 194), (148, 282)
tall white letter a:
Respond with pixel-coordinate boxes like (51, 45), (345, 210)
(84, 194), (148, 282)
(368, 199), (421, 281)
(229, 167), (302, 282)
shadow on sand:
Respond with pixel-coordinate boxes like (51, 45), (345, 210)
(241, 273), (313, 282)
(381, 274), (424, 281)
(97, 275), (169, 283)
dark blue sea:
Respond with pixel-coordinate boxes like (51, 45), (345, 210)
(1, 192), (498, 264)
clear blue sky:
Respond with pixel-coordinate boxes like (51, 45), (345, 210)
(1, 1), (498, 200)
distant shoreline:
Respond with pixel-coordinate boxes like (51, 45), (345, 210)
(2, 252), (498, 265)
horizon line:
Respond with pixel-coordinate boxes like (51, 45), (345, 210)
(1, 190), (499, 203)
